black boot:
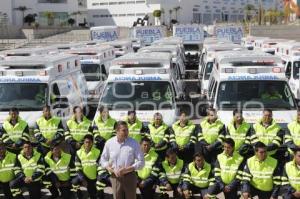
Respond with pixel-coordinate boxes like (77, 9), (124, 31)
(98, 190), (105, 199)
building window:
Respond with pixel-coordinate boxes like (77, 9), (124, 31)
(193, 13), (202, 23)
(100, 2), (108, 5)
(136, 0), (145, 4)
(92, 3), (99, 6)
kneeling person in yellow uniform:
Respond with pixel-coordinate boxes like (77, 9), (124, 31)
(170, 111), (198, 163)
(72, 134), (102, 199)
(44, 143), (76, 199)
(195, 108), (225, 164)
(10, 141), (45, 199)
(181, 152), (215, 199)
(158, 148), (185, 199)
(212, 138), (244, 199)
(0, 142), (23, 199)
(242, 142), (281, 199)
(281, 147), (300, 199)
(146, 113), (170, 160)
(250, 109), (284, 159)
(137, 137), (160, 199)
(225, 109), (252, 158)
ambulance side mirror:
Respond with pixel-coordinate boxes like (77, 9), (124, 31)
(296, 99), (300, 107)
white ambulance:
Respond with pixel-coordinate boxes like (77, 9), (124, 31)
(50, 43), (84, 52)
(105, 39), (133, 57)
(0, 47), (56, 60)
(199, 39), (234, 68)
(275, 42), (300, 98)
(254, 38), (290, 55)
(131, 38), (145, 52)
(173, 24), (205, 68)
(0, 54), (89, 127)
(138, 45), (186, 78)
(152, 37), (185, 55)
(198, 43), (245, 94)
(96, 52), (185, 125)
(203, 51), (298, 127)
(275, 41), (300, 58)
(241, 36), (267, 50)
(66, 45), (115, 106)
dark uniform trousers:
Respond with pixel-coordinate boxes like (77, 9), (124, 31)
(72, 174), (97, 199)
(10, 178), (42, 199)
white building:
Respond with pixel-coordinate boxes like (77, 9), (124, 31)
(0, 0), (87, 28)
(87, 0), (283, 27)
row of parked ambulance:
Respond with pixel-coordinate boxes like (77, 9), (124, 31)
(195, 36), (300, 128)
(0, 37), (191, 128)
(0, 34), (299, 129)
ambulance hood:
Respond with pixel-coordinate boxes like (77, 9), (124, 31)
(87, 81), (101, 91)
(95, 109), (177, 126)
(0, 111), (42, 128)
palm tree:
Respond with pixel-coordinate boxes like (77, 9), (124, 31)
(173, 6), (181, 22)
(13, 6), (31, 26)
(244, 4), (256, 22)
(161, 8), (165, 25)
(152, 10), (161, 25)
(43, 11), (55, 26)
(258, 0), (264, 25)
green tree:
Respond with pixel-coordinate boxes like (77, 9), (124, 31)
(24, 14), (36, 26)
(43, 11), (55, 26)
(244, 4), (256, 21)
(153, 10), (161, 25)
(68, 18), (75, 27)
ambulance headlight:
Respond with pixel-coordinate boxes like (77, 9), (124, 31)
(39, 70), (48, 76)
(111, 69), (121, 74)
(158, 69), (167, 74)
(15, 71), (23, 76)
(224, 68), (234, 73)
(272, 67), (281, 73)
(135, 70), (143, 75)
(248, 68), (257, 74)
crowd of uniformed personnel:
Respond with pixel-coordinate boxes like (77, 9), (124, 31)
(1, 105), (300, 199)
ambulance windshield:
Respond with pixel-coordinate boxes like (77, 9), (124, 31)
(101, 81), (175, 110)
(204, 62), (213, 80)
(217, 81), (296, 110)
(81, 64), (104, 81)
(0, 83), (47, 111)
